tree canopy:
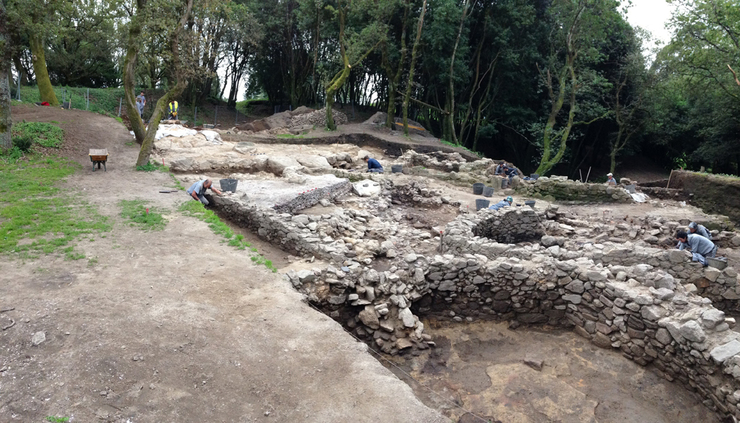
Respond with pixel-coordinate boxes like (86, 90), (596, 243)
(4, 0), (740, 175)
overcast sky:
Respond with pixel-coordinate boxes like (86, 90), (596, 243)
(625, 0), (675, 52)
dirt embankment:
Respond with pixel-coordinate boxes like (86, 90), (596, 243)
(669, 170), (740, 225)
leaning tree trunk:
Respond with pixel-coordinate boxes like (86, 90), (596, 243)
(135, 0), (193, 167)
(123, 4), (146, 144)
(0, 1), (11, 151)
(135, 81), (188, 166)
(28, 34), (58, 106)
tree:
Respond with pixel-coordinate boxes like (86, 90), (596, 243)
(0, 0), (12, 152)
(609, 55), (647, 173)
(379, 0), (410, 129)
(222, 2), (262, 109)
(322, 0), (384, 130)
(121, 0), (194, 166)
(533, 0), (617, 176)
(401, 0), (426, 136)
(6, 0), (65, 105)
(666, 0), (739, 99)
(45, 0), (120, 87)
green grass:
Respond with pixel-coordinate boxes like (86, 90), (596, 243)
(179, 201), (277, 272)
(0, 155), (110, 259)
(12, 121), (64, 148)
(46, 417), (69, 423)
(120, 200), (167, 231)
(440, 139), (482, 157)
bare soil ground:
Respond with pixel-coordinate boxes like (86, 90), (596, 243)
(1, 105), (446, 423)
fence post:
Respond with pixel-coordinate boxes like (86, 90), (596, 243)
(194, 106), (197, 126)
(118, 97), (122, 116)
(235, 108), (237, 126)
(16, 74), (20, 101)
(214, 106), (218, 126)
(86, 88), (89, 110)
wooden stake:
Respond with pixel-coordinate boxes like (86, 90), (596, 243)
(667, 169), (674, 189)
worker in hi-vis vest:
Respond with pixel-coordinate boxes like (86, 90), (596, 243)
(168, 101), (179, 120)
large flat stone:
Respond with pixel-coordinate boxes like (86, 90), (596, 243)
(710, 340), (740, 363)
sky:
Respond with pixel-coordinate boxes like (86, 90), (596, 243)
(625, 0), (675, 52)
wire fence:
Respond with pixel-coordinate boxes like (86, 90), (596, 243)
(12, 84), (249, 128)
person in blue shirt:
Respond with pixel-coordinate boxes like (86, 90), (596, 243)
(489, 196), (513, 211)
(187, 179), (222, 206)
(676, 230), (717, 266)
(363, 155), (384, 173)
(688, 221), (712, 240)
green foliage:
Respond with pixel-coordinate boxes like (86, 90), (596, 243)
(119, 200), (167, 231)
(12, 122), (64, 148)
(12, 135), (33, 152)
(135, 160), (170, 172)
(16, 86), (127, 116)
(0, 156), (110, 259)
(178, 201), (276, 271)
(46, 417), (70, 423)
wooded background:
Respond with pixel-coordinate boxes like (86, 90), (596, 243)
(2, 0), (739, 176)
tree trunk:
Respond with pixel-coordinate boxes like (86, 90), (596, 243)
(135, 0), (194, 167)
(403, 0), (427, 136)
(0, 1), (11, 152)
(29, 34), (58, 106)
(12, 54), (27, 86)
(445, 0), (469, 145)
(136, 81), (188, 166)
(123, 3), (146, 145)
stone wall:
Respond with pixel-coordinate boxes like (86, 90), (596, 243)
(669, 170), (740, 224)
(288, 247), (740, 419)
(272, 179), (351, 214)
(471, 208), (545, 244)
(213, 185), (740, 420)
(516, 176), (634, 203)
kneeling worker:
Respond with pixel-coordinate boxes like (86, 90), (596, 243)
(688, 221), (712, 240)
(187, 179), (222, 206)
(364, 155), (384, 173)
(675, 230), (717, 266)
(489, 196), (513, 211)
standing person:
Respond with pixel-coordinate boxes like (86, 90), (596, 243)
(363, 155), (384, 173)
(187, 179), (222, 206)
(168, 100), (179, 120)
(606, 173), (617, 186)
(675, 230), (717, 266)
(688, 221), (712, 240)
(135, 91), (146, 119)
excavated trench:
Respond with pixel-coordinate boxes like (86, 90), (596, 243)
(209, 186), (726, 423)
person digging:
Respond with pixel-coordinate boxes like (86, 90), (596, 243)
(364, 155), (384, 173)
(675, 230), (718, 267)
(187, 179), (222, 206)
(489, 196), (513, 211)
(688, 221), (712, 240)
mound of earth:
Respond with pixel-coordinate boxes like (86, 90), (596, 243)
(239, 107), (348, 134)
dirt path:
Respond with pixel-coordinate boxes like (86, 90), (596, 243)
(1, 105), (447, 423)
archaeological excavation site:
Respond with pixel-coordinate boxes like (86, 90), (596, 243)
(146, 107), (740, 423)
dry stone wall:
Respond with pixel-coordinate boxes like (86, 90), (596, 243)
(211, 176), (740, 420)
(516, 176), (634, 203)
